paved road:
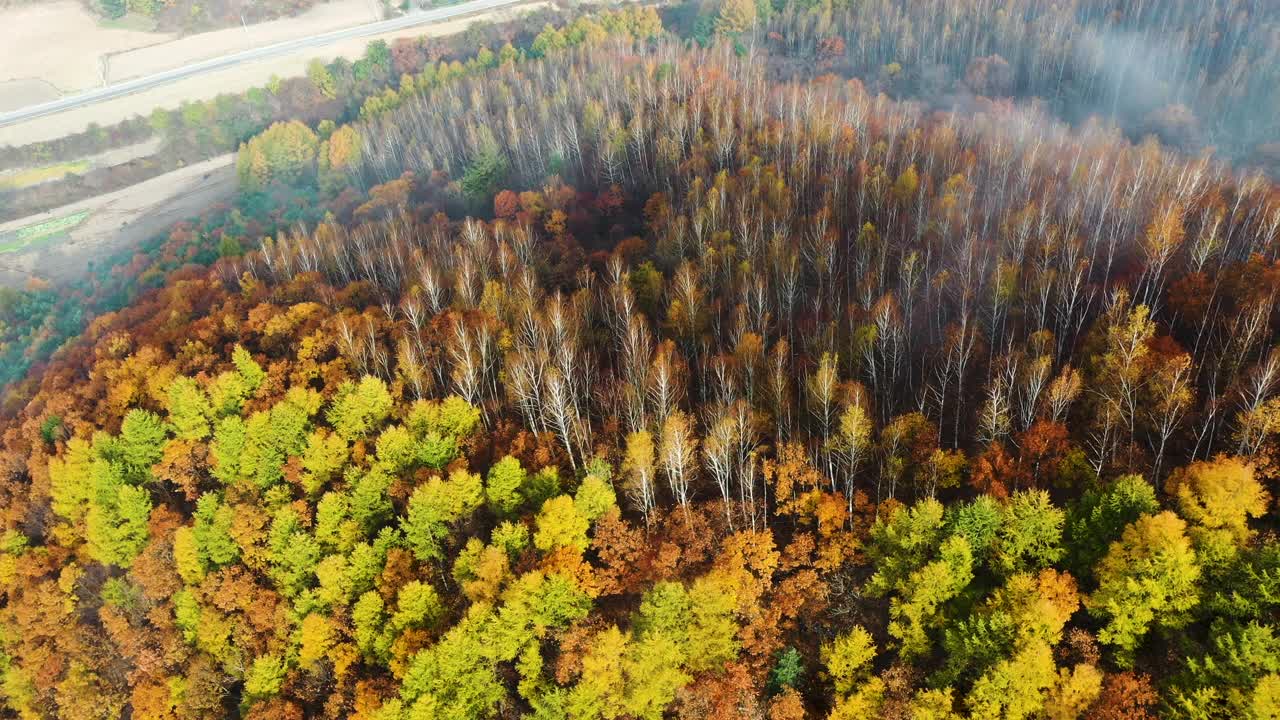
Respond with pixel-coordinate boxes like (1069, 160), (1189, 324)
(0, 0), (523, 128)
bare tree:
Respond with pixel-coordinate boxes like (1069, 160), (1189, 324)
(660, 410), (698, 521)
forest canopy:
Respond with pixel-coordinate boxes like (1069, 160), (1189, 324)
(2, 1), (1280, 719)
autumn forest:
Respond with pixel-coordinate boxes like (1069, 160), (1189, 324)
(2, 1), (1280, 719)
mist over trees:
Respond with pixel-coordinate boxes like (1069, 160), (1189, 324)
(758, 0), (1280, 173)
(1, 2), (1280, 719)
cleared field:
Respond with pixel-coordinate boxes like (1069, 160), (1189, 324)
(0, 79), (60, 113)
(0, 161), (90, 190)
(106, 0), (379, 83)
(0, 1), (171, 95)
(0, 211), (90, 254)
(0, 155), (236, 286)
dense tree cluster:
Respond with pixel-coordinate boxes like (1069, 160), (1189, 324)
(762, 0), (1280, 173)
(0, 4), (636, 225)
(1, 4), (1280, 720)
(0, 5), (654, 394)
(91, 0), (353, 35)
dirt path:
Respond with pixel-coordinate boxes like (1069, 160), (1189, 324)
(0, 155), (236, 287)
(0, 137), (165, 182)
(75, 136), (168, 171)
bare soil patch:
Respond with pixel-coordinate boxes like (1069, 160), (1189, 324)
(0, 154), (236, 287)
(0, 79), (60, 113)
(0, 1), (172, 94)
